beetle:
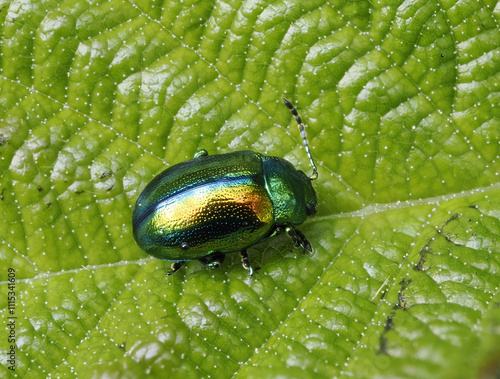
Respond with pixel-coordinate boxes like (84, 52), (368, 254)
(132, 98), (318, 275)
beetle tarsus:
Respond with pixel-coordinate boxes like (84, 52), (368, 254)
(285, 226), (313, 253)
(295, 229), (313, 252)
(167, 261), (186, 276)
(199, 252), (225, 269)
(240, 249), (258, 276)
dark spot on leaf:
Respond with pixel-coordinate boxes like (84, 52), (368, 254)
(415, 214), (463, 271)
(378, 313), (395, 355)
(378, 337), (388, 355)
(384, 315), (395, 332)
(414, 246), (431, 271)
(394, 279), (412, 310)
(399, 278), (412, 289)
(99, 170), (112, 180)
(37, 186), (43, 192)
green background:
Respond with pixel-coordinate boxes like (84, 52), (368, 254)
(1, 0), (500, 377)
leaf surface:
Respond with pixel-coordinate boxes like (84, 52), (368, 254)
(1, 0), (499, 378)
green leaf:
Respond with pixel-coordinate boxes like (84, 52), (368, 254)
(1, 0), (499, 377)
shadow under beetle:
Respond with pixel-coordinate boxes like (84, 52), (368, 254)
(132, 98), (318, 275)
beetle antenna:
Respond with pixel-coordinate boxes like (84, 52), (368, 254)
(282, 98), (318, 180)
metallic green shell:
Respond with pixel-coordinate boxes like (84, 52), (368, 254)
(132, 150), (317, 262)
(133, 151), (274, 260)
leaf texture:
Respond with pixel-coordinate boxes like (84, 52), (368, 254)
(0, 0), (499, 377)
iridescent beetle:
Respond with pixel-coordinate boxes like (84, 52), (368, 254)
(132, 98), (318, 275)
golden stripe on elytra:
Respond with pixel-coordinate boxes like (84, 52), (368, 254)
(150, 179), (274, 233)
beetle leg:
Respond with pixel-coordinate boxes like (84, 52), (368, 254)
(285, 226), (313, 253)
(267, 226), (284, 238)
(295, 229), (313, 252)
(198, 252), (225, 269)
(166, 261), (186, 276)
(194, 149), (208, 158)
(240, 249), (259, 276)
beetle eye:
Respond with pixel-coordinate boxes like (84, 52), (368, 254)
(306, 204), (317, 215)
